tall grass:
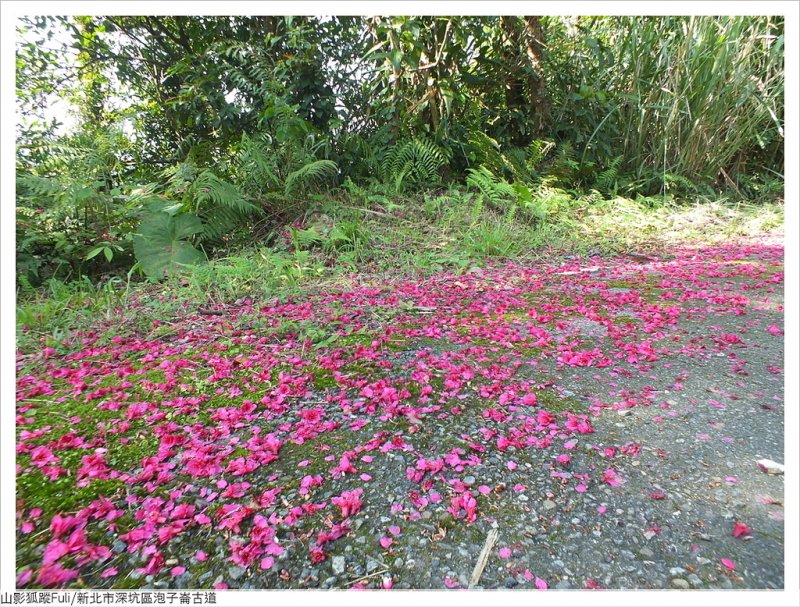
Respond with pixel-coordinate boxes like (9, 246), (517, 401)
(556, 16), (784, 193)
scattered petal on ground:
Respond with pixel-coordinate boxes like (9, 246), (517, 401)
(15, 238), (784, 589)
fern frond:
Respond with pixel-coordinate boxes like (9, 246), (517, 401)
(194, 171), (259, 214)
(197, 206), (247, 243)
(290, 226), (324, 250)
(466, 132), (507, 174)
(16, 174), (63, 198)
(466, 166), (515, 208)
(284, 160), (338, 197)
(527, 140), (556, 171)
(382, 138), (447, 191)
(236, 133), (280, 194)
(596, 156), (623, 192)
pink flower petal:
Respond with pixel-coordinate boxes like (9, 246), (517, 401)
(535, 577), (548, 589)
(498, 547), (512, 558)
(260, 557), (275, 570)
(195, 550), (207, 561)
(720, 558), (736, 570)
(171, 566), (186, 576)
(379, 536), (393, 549)
(388, 525), (401, 536)
(17, 569), (33, 586)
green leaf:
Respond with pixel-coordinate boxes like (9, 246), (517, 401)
(389, 49), (402, 70)
(85, 246), (105, 261)
(133, 211), (206, 279)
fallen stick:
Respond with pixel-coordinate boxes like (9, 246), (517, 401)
(469, 527), (499, 588)
(347, 568), (388, 586)
(198, 308), (226, 316)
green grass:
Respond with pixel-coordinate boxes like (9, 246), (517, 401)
(16, 185), (783, 357)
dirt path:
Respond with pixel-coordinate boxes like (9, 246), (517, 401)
(15, 236), (784, 590)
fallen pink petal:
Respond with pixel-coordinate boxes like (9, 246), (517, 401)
(11, 81), (784, 593)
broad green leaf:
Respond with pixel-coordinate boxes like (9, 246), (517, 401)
(85, 246), (105, 260)
(133, 211), (206, 279)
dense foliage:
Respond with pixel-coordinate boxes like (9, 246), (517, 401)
(16, 15), (784, 285)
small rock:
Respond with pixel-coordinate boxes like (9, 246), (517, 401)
(757, 459), (784, 475)
(671, 578), (690, 589)
(228, 566), (246, 581)
(669, 567), (687, 576)
(332, 555), (346, 575)
(687, 573), (703, 588)
(543, 500), (557, 510)
(463, 476), (476, 485)
(504, 577), (518, 588)
(639, 548), (654, 559)
(111, 540), (126, 554)
(393, 558), (404, 568)
(555, 580), (572, 589)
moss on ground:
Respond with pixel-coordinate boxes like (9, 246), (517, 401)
(535, 390), (585, 414)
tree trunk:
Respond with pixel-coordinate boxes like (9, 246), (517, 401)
(499, 16), (550, 143)
(522, 16), (549, 132)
